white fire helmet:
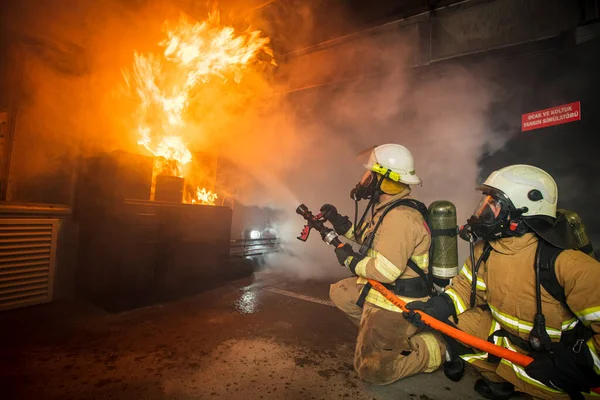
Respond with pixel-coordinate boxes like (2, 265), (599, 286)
(360, 144), (421, 185)
(478, 164), (558, 219)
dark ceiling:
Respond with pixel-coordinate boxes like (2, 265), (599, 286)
(178, 0), (473, 54)
(252, 0), (470, 54)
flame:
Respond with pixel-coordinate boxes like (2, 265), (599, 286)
(191, 187), (218, 206)
(124, 9), (274, 202)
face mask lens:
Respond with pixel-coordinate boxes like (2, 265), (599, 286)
(359, 170), (374, 187)
(351, 171), (378, 200)
(474, 195), (503, 223)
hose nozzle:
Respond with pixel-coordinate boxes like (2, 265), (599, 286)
(296, 204), (311, 218)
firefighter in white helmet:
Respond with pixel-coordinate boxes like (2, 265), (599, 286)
(404, 164), (600, 400)
(323, 144), (446, 384)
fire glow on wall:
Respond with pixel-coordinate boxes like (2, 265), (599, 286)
(122, 10), (275, 205)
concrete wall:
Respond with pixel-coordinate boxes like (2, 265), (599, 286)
(277, 0), (584, 93)
(430, 0), (580, 60)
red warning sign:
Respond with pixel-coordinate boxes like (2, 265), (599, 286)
(521, 101), (581, 132)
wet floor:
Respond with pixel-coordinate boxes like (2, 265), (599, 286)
(0, 272), (482, 400)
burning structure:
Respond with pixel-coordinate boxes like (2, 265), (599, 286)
(124, 10), (274, 206)
(0, 4), (281, 312)
(72, 9), (280, 311)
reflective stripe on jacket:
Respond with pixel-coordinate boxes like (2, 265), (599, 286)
(445, 233), (600, 395)
(346, 188), (431, 312)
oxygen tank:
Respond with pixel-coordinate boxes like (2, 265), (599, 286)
(557, 208), (596, 259)
(428, 201), (459, 284)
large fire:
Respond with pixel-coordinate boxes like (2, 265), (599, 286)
(124, 10), (275, 205)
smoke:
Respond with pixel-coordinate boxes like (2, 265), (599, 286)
(234, 10), (503, 281)
(255, 64), (498, 281)
(1, 0), (507, 281)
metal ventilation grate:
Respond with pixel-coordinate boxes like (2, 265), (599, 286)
(0, 219), (58, 311)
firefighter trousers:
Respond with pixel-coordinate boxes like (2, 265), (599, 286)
(329, 277), (446, 385)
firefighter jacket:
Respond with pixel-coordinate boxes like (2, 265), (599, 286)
(343, 187), (431, 312)
(444, 233), (600, 396)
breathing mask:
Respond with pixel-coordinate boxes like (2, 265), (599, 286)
(350, 170), (381, 201)
(462, 190), (528, 241)
(350, 170), (387, 240)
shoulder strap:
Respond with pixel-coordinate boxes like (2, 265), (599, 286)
(369, 198), (429, 240)
(366, 199), (432, 292)
(480, 242), (493, 263)
(469, 241), (493, 308)
(537, 240), (568, 307)
(536, 239), (597, 346)
(398, 199), (429, 222)
(407, 258), (429, 282)
(579, 243), (595, 257)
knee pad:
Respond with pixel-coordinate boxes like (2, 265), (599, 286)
(329, 282), (343, 304)
(414, 332), (445, 373)
(355, 360), (393, 385)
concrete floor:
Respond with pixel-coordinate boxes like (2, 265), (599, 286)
(0, 272), (484, 400)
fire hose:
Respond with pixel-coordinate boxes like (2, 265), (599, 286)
(296, 204), (600, 395)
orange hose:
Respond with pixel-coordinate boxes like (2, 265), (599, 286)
(367, 279), (600, 394)
(367, 279), (533, 365)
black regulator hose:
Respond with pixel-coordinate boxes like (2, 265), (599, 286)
(468, 235), (478, 308)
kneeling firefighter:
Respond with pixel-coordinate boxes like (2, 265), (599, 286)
(404, 164), (600, 400)
(325, 143), (456, 384)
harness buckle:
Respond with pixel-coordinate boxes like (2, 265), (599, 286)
(573, 338), (585, 354)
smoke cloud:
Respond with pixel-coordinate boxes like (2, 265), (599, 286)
(243, 8), (504, 281)
(258, 64), (498, 282)
(1, 0), (509, 282)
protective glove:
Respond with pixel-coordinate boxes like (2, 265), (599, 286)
(334, 244), (363, 274)
(402, 293), (457, 328)
(320, 204), (352, 235)
(524, 340), (600, 398)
